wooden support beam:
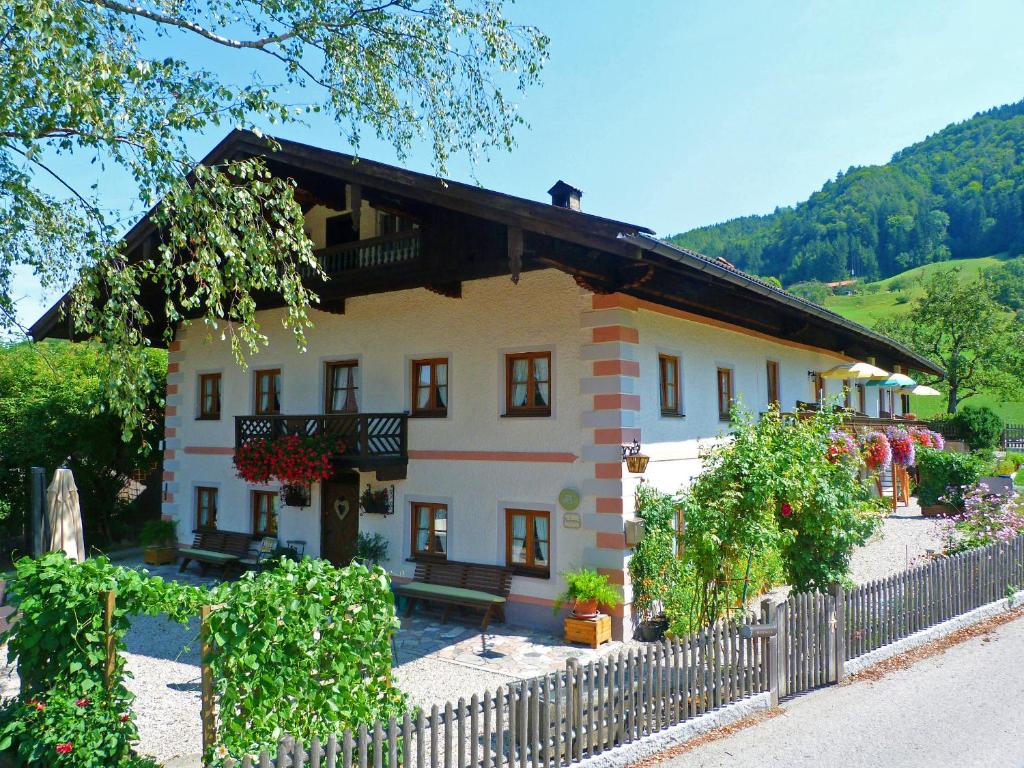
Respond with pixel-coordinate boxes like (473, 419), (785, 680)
(507, 225), (523, 284)
(349, 183), (362, 234)
(319, 297), (346, 315)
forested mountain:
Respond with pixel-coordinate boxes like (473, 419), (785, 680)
(669, 101), (1024, 284)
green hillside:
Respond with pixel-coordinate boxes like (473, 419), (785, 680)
(669, 100), (1024, 285)
(822, 254), (1010, 326)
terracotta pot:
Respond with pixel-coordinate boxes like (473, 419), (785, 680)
(571, 598), (599, 618)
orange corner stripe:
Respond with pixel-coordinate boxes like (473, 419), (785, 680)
(183, 446), (236, 455)
(593, 360), (640, 377)
(592, 325), (640, 344)
(593, 393), (641, 411)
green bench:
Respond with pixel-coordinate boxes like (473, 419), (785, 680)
(178, 530), (253, 576)
(393, 560), (513, 631)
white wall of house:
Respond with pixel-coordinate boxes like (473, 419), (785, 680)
(165, 269), (599, 622)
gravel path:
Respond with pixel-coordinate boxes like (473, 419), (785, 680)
(849, 500), (947, 583)
(653, 613), (1024, 767)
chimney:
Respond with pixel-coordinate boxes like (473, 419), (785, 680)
(548, 180), (582, 211)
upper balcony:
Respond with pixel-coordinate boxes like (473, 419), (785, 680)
(312, 231), (420, 278)
(235, 412), (409, 481)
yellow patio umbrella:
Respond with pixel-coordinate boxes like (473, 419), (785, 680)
(819, 361), (890, 380)
(47, 467), (85, 562)
(898, 384), (942, 396)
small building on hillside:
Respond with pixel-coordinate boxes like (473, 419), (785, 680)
(31, 131), (942, 639)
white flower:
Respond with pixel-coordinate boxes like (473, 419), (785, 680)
(215, 745), (229, 758)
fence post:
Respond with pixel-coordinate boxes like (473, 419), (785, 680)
(829, 584), (846, 683)
(761, 599), (779, 706)
(200, 604), (216, 766)
(101, 590), (116, 692)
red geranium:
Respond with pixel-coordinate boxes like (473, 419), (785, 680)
(780, 502), (793, 518)
(56, 743), (73, 754)
(234, 434), (346, 485)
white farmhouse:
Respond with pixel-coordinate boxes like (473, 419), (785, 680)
(31, 131), (941, 639)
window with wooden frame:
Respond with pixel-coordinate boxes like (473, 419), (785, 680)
(254, 369), (281, 415)
(411, 358), (448, 417)
(411, 502), (448, 559)
(505, 508), (550, 577)
(325, 361), (359, 414)
(197, 373), (222, 420)
(195, 486), (218, 531)
(658, 354), (681, 415)
(251, 490), (278, 537)
(505, 351), (551, 416)
(716, 367), (733, 422)
(857, 382), (867, 414)
(766, 360), (780, 406)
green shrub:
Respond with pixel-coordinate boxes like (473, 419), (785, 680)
(1005, 451), (1024, 469)
(138, 518), (177, 547)
(553, 568), (621, 614)
(994, 458), (1018, 475)
(628, 483), (681, 623)
(948, 406), (1004, 450)
(355, 532), (390, 566)
(915, 446), (987, 507)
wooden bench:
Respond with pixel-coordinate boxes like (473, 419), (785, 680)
(393, 560), (513, 631)
(178, 530), (252, 576)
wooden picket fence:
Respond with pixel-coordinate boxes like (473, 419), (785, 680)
(222, 613), (772, 768)
(1002, 422), (1024, 450)
(223, 534), (1024, 768)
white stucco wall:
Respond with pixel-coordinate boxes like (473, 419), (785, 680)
(629, 307), (901, 497)
(165, 269), (598, 608)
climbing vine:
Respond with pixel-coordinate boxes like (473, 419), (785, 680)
(0, 553), (404, 766)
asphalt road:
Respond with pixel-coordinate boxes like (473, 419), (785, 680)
(655, 615), (1024, 768)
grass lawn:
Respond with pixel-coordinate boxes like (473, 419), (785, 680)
(822, 254), (1024, 424)
(822, 254), (1011, 327)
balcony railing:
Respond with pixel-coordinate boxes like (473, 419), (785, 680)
(235, 412), (409, 480)
(312, 231), (420, 278)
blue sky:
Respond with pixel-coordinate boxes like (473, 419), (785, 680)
(12, 0), (1024, 326)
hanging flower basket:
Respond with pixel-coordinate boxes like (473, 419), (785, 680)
(885, 427), (916, 467)
(909, 427), (945, 451)
(280, 482), (311, 508)
(860, 431), (891, 471)
(826, 430), (858, 464)
(234, 434), (347, 485)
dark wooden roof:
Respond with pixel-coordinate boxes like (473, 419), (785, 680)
(29, 130), (942, 377)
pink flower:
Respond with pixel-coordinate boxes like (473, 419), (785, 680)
(780, 502), (793, 518)
(75, 697), (90, 708)
(56, 743), (73, 754)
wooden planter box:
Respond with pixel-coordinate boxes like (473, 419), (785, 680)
(143, 545), (177, 566)
(564, 614), (611, 649)
(921, 503), (959, 518)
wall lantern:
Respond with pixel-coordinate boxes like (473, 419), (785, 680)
(621, 439), (650, 474)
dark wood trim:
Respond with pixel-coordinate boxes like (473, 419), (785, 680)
(504, 351), (552, 417)
(504, 508), (551, 578)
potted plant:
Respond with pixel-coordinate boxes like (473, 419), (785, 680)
(553, 568), (621, 619)
(360, 485), (394, 516)
(140, 518), (178, 565)
(354, 532), (389, 566)
(280, 482), (311, 508)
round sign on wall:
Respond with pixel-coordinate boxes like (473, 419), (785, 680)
(559, 487), (581, 511)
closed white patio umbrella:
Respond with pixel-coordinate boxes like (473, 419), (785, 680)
(47, 467), (85, 562)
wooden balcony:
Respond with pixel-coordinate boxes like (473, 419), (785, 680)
(235, 412), (409, 480)
(786, 410), (932, 433)
(313, 231), (420, 278)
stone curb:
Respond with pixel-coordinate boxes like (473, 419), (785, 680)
(844, 588), (1024, 677)
(571, 692), (773, 768)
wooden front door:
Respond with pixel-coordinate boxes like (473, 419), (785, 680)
(321, 475), (360, 565)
